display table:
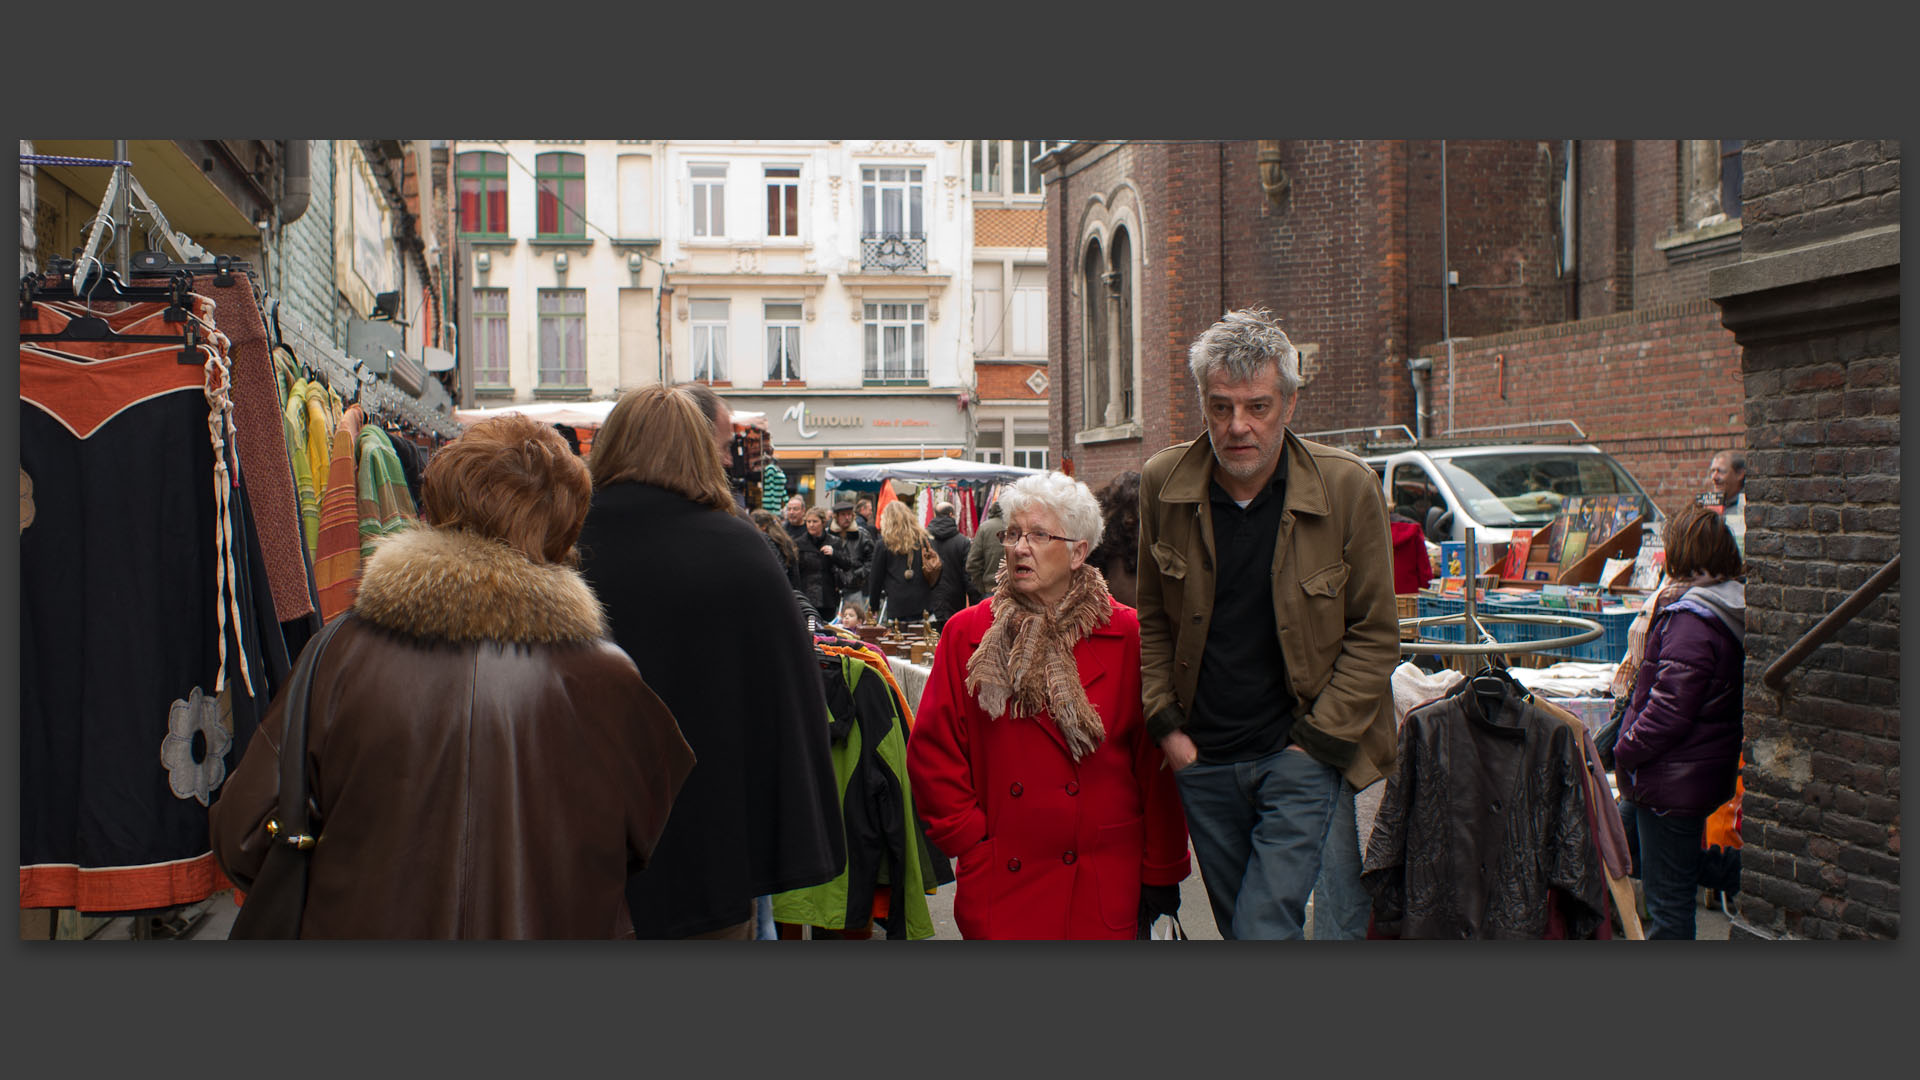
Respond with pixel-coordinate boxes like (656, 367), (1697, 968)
(887, 656), (932, 712)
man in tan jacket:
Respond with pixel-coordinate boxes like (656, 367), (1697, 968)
(1137, 308), (1399, 939)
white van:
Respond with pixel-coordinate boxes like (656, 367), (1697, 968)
(1307, 426), (1665, 546)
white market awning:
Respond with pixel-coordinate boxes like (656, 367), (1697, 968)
(823, 458), (1043, 487)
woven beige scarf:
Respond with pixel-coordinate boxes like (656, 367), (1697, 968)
(965, 561), (1113, 761)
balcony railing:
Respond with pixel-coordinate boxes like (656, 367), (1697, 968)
(859, 233), (928, 272)
(863, 365), (928, 386)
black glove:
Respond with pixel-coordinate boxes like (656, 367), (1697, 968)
(1136, 883), (1181, 939)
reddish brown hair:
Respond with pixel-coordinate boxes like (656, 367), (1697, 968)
(1662, 503), (1744, 581)
(588, 384), (735, 512)
(421, 413), (592, 565)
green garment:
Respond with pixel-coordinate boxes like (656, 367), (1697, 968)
(285, 379), (321, 560)
(356, 425), (418, 558)
(772, 656), (933, 939)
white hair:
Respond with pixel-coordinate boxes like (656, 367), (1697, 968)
(997, 471), (1103, 551)
(1187, 307), (1301, 400)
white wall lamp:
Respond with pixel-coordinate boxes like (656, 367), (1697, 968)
(474, 250), (491, 285)
(553, 250), (570, 285)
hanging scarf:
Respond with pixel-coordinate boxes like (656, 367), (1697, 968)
(964, 561), (1113, 761)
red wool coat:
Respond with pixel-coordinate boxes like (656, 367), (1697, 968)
(906, 597), (1190, 939)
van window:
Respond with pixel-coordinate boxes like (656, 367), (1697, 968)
(1434, 452), (1653, 527)
(1389, 463), (1443, 524)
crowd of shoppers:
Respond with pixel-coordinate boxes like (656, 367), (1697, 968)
(210, 305), (1741, 940)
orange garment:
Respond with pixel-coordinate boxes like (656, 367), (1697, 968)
(315, 405), (365, 619)
(818, 641), (916, 730)
(1704, 760), (1744, 852)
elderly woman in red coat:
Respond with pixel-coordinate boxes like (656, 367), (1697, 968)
(906, 471), (1190, 939)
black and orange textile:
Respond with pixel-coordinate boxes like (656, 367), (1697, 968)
(20, 306), (278, 913)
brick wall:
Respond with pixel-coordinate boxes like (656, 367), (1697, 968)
(1413, 301), (1744, 516)
(1740, 139), (1901, 254)
(1406, 139), (1568, 346)
(1737, 325), (1901, 940)
(1715, 138), (1901, 940)
(975, 361), (1045, 401)
(1048, 140), (1753, 500)
(974, 207), (1045, 248)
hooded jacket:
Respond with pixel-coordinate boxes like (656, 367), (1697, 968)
(210, 525), (696, 938)
(966, 505), (1007, 598)
(926, 514), (973, 624)
(794, 527), (854, 617)
(1615, 579), (1745, 817)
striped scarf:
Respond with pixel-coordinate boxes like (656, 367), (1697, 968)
(356, 424), (418, 558)
(314, 404), (365, 619)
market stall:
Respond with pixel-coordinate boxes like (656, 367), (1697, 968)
(823, 457), (1041, 535)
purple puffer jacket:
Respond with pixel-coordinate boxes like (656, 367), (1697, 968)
(1615, 584), (1745, 817)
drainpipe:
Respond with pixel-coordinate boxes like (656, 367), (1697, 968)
(1441, 140), (1453, 436)
(1407, 355), (1433, 439)
(279, 139), (311, 225)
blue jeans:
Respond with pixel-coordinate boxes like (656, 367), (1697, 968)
(1619, 800), (1705, 940)
(1309, 776), (1369, 939)
(1174, 746), (1350, 940)
(754, 894), (776, 941)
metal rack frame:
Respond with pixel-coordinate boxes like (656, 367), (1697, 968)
(1399, 527), (1605, 658)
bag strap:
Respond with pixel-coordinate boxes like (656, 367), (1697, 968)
(268, 614), (353, 851)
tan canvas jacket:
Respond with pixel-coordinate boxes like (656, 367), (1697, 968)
(1136, 430), (1400, 790)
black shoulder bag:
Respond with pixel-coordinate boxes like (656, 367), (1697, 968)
(228, 614), (352, 939)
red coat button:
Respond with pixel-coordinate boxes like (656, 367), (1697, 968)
(1007, 858), (1021, 872)
(1010, 782), (1023, 797)
(1062, 851), (1077, 865)
(1065, 781), (1079, 795)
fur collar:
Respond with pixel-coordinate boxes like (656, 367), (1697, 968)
(965, 562), (1114, 761)
(353, 525), (607, 645)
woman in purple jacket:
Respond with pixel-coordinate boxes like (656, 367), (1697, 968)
(1615, 505), (1746, 939)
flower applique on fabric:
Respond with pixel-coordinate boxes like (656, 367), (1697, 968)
(161, 687), (232, 806)
(20, 468), (34, 533)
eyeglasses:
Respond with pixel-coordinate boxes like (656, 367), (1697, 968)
(1003, 528), (1076, 548)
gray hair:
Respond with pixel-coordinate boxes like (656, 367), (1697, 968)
(1713, 450), (1747, 473)
(1187, 307), (1301, 401)
(997, 471), (1103, 551)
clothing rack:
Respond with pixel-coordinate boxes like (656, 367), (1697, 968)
(1398, 527), (1604, 658)
(270, 301), (462, 441)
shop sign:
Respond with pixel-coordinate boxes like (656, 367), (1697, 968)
(724, 393), (968, 447)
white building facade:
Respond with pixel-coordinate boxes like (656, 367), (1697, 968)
(451, 139), (666, 405)
(448, 139), (1062, 506)
(658, 139), (975, 505)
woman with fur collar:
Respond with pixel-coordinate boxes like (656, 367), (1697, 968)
(577, 385), (846, 939)
(211, 415), (695, 938)
(1614, 504), (1746, 940)
(905, 471), (1191, 939)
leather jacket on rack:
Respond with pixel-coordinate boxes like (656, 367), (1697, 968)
(1361, 671), (1609, 939)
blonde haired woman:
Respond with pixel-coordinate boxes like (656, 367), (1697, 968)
(868, 500), (935, 625)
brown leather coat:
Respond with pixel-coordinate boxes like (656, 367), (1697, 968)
(210, 526), (695, 938)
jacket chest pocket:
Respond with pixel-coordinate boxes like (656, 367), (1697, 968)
(1294, 560), (1350, 658)
(1150, 540), (1189, 616)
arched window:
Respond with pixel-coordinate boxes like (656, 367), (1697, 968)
(1082, 238), (1109, 430)
(1110, 227), (1133, 423)
(535, 152), (586, 238)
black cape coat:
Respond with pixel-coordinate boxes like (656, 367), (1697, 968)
(578, 482), (846, 937)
